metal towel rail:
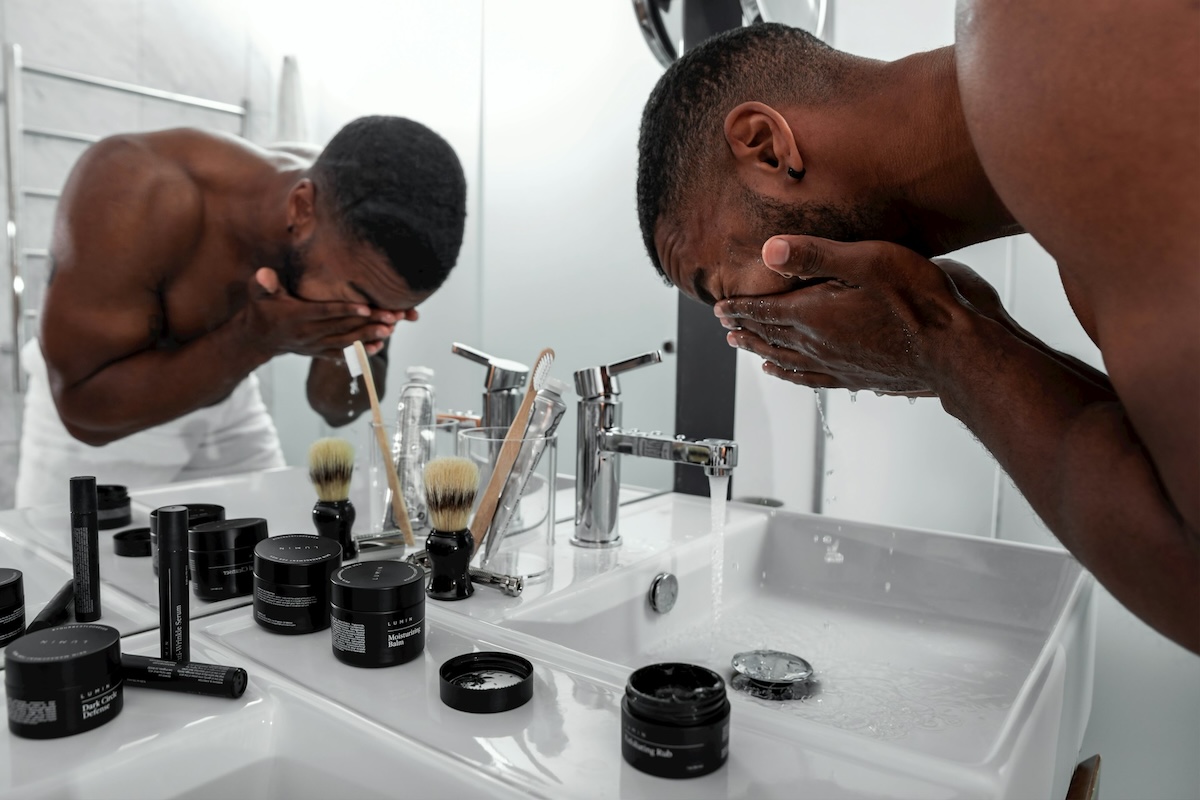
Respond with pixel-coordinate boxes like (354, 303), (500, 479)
(1, 42), (249, 390)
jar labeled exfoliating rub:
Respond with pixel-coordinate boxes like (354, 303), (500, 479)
(329, 560), (425, 667)
(621, 662), (730, 779)
(5, 623), (123, 739)
(252, 534), (341, 634)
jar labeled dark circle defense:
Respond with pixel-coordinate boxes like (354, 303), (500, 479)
(330, 560), (425, 668)
(188, 517), (269, 601)
(151, 503), (225, 575)
(253, 534), (342, 635)
(5, 623), (123, 739)
(0, 568), (25, 647)
(621, 662), (730, 779)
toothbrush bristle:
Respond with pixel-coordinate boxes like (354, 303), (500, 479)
(532, 349), (555, 390)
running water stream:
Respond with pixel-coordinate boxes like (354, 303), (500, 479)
(708, 474), (730, 659)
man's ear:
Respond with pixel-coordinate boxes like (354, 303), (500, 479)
(286, 178), (317, 240)
(724, 102), (804, 185)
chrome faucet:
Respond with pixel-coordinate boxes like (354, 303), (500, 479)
(451, 343), (529, 429)
(573, 350), (737, 548)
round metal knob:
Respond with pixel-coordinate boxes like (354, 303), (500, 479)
(648, 572), (679, 613)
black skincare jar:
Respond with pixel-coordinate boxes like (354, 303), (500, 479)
(150, 503), (225, 575)
(95, 485), (131, 530)
(188, 517), (268, 601)
(329, 560), (425, 668)
(5, 623), (123, 739)
(253, 534), (342, 635)
(621, 663), (730, 779)
(0, 568), (25, 647)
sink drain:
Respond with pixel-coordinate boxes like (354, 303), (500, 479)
(730, 650), (816, 701)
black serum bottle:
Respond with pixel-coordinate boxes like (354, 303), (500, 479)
(156, 505), (190, 662)
(69, 476), (101, 622)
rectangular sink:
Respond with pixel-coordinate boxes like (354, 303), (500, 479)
(500, 494), (1096, 800)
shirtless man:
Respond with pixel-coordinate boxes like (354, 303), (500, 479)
(17, 115), (467, 507)
(637, 4), (1199, 651)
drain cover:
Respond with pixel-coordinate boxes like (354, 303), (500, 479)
(730, 650), (815, 701)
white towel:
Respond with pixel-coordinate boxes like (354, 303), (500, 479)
(16, 339), (286, 508)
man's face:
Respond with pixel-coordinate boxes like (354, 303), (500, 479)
(282, 225), (432, 316)
(656, 190), (872, 306)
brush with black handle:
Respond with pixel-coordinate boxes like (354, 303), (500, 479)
(424, 457), (480, 601)
(309, 438), (358, 561)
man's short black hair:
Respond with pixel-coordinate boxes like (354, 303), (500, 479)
(313, 116), (467, 293)
(636, 23), (843, 279)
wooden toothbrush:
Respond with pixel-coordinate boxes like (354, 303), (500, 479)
(469, 347), (555, 552)
(352, 340), (416, 547)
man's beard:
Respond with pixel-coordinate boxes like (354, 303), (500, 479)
(278, 242), (308, 297)
(744, 189), (890, 246)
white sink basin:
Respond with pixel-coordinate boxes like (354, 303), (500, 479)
(501, 494), (1096, 800)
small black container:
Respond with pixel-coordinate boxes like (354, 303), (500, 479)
(252, 534), (342, 635)
(330, 560), (425, 668)
(5, 623), (123, 739)
(621, 663), (730, 779)
(95, 485), (131, 530)
(189, 518), (269, 601)
(0, 568), (25, 647)
(150, 503), (225, 575)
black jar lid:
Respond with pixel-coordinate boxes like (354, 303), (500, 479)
(331, 560), (424, 612)
(113, 528), (152, 557)
(95, 484), (129, 510)
(149, 503), (226, 536)
(440, 652), (534, 714)
(254, 534), (342, 585)
(0, 568), (23, 608)
(189, 517), (269, 553)
(4, 623), (121, 693)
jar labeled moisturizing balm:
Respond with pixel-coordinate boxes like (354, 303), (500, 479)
(330, 560), (425, 667)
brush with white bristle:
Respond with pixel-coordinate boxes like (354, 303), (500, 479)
(308, 437), (358, 560)
(423, 457), (481, 601)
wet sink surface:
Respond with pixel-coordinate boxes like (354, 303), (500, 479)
(500, 495), (1094, 788)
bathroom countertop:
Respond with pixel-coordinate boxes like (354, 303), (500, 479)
(0, 475), (1095, 800)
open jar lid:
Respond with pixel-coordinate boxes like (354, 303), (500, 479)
(440, 652), (533, 714)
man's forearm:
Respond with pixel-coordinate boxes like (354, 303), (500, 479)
(930, 313), (1199, 651)
(53, 316), (272, 445)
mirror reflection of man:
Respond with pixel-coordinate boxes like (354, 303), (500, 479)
(638, 10), (1199, 652)
(17, 116), (467, 507)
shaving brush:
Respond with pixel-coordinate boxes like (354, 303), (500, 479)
(309, 437), (357, 560)
(423, 457), (480, 601)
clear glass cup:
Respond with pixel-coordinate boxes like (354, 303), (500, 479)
(362, 420), (459, 547)
(458, 426), (557, 584)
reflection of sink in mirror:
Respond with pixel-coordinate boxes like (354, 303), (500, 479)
(502, 495), (1095, 789)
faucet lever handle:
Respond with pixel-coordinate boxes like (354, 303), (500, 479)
(574, 349), (663, 399)
(451, 342), (529, 391)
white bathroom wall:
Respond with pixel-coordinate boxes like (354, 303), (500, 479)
(731, 1), (1200, 798)
(477, 1), (678, 490)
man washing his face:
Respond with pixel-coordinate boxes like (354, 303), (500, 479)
(639, 5), (1199, 652)
(17, 116), (467, 507)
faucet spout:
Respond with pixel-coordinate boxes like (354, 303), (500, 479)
(600, 431), (737, 476)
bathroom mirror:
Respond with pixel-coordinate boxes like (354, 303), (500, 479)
(634, 0), (827, 67)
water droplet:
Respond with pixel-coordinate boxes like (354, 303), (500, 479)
(849, 391), (858, 403)
(909, 397), (916, 406)
(884, 581), (891, 592)
(348, 380), (359, 396)
(821, 535), (832, 544)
